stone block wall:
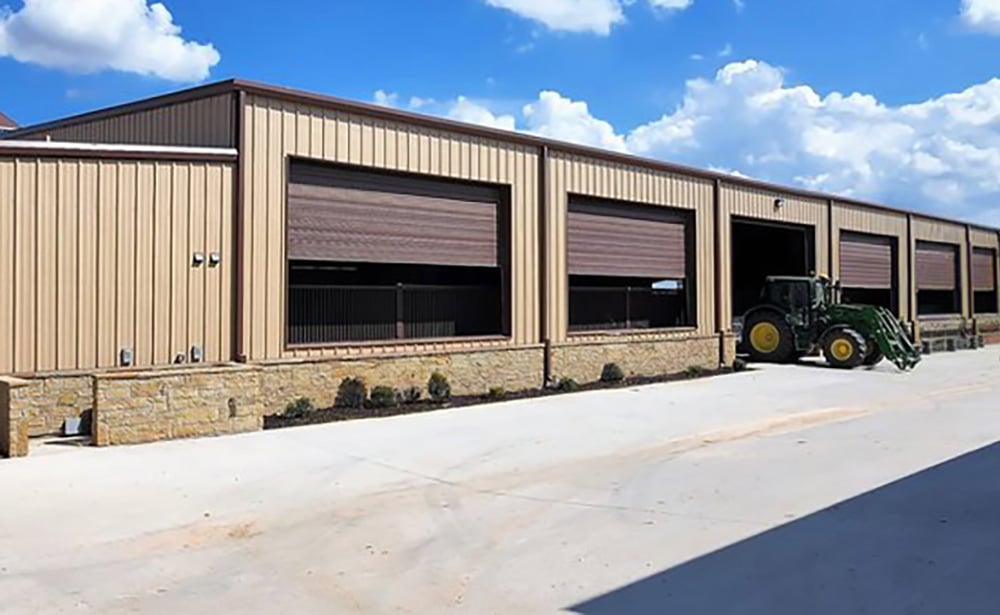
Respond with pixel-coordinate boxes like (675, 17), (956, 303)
(720, 333), (738, 366)
(259, 345), (545, 415)
(550, 334), (720, 384)
(93, 366), (263, 447)
(15, 375), (93, 437)
(1, 377), (31, 458)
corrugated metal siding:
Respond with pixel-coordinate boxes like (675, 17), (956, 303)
(832, 202), (908, 318)
(0, 156), (233, 375)
(18, 95), (235, 148)
(719, 184), (829, 327)
(546, 152), (715, 340)
(970, 229), (999, 249)
(912, 217), (969, 317)
(243, 95), (540, 360)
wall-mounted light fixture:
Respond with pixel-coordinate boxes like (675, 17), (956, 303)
(774, 198), (786, 210)
(209, 252), (221, 267)
(190, 345), (204, 363)
(192, 252), (205, 266)
(120, 347), (134, 367)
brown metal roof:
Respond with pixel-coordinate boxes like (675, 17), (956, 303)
(6, 78), (999, 233)
(0, 111), (17, 130)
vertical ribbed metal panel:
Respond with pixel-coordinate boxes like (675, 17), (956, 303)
(718, 184), (829, 327)
(545, 152), (714, 340)
(832, 202), (908, 318)
(912, 217), (969, 317)
(0, 156), (234, 376)
(0, 160), (13, 373)
(242, 95), (540, 360)
(19, 95), (235, 147)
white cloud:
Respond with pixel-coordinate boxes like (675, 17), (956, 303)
(484, 0), (625, 35)
(379, 58), (1000, 224)
(523, 91), (627, 150)
(372, 91), (517, 132)
(733, 0), (745, 12)
(645, 0), (693, 10)
(690, 52), (704, 61)
(961, 0), (1000, 33)
(0, 0), (219, 82)
(718, 42), (733, 57)
(483, 0), (691, 35)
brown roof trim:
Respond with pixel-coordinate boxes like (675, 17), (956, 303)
(0, 111), (16, 129)
(7, 76), (997, 233)
(4, 80), (238, 140)
(0, 142), (237, 163)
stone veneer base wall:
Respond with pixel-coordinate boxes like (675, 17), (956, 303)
(1, 378), (31, 458)
(259, 345), (545, 415)
(3, 345), (546, 456)
(550, 334), (727, 384)
(93, 366), (264, 447)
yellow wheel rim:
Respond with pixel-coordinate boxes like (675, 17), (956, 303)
(750, 322), (781, 354)
(830, 338), (854, 361)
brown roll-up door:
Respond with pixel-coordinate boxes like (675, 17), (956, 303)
(915, 241), (958, 290)
(287, 161), (500, 267)
(839, 232), (894, 289)
(973, 248), (997, 291)
(567, 197), (687, 279)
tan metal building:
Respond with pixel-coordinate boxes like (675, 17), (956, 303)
(2, 79), (999, 456)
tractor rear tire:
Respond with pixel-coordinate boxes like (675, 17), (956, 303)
(744, 311), (796, 364)
(823, 328), (868, 369)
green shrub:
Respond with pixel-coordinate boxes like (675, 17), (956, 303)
(684, 365), (706, 378)
(555, 377), (580, 393)
(369, 385), (400, 409)
(334, 377), (367, 409)
(487, 386), (507, 401)
(427, 372), (452, 403)
(600, 363), (625, 383)
(284, 397), (316, 419)
(402, 386), (423, 404)
(733, 358), (748, 373)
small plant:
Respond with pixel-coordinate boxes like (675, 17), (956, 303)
(487, 386), (507, 401)
(369, 385), (400, 409)
(685, 365), (706, 378)
(733, 358), (748, 373)
(428, 372), (452, 403)
(284, 397), (316, 419)
(402, 386), (423, 404)
(334, 377), (367, 409)
(555, 377), (580, 393)
(600, 363), (625, 384)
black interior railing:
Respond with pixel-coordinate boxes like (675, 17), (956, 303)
(568, 286), (687, 332)
(288, 284), (502, 344)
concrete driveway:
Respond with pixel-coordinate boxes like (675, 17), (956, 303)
(2, 350), (999, 613)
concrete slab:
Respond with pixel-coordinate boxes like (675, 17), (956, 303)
(1, 349), (999, 613)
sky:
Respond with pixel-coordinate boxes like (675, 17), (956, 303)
(1, 0), (1000, 225)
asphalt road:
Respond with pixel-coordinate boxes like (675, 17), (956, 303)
(2, 350), (999, 614)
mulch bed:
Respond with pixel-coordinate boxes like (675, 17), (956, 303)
(263, 366), (743, 430)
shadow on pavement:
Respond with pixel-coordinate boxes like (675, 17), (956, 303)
(569, 442), (1000, 615)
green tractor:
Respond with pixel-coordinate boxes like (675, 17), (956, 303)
(738, 275), (921, 370)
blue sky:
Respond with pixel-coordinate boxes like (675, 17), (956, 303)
(2, 0), (1000, 224)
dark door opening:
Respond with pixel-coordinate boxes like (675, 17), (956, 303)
(731, 218), (814, 320)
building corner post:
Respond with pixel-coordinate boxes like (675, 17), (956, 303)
(539, 144), (552, 387)
(233, 89), (248, 364)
